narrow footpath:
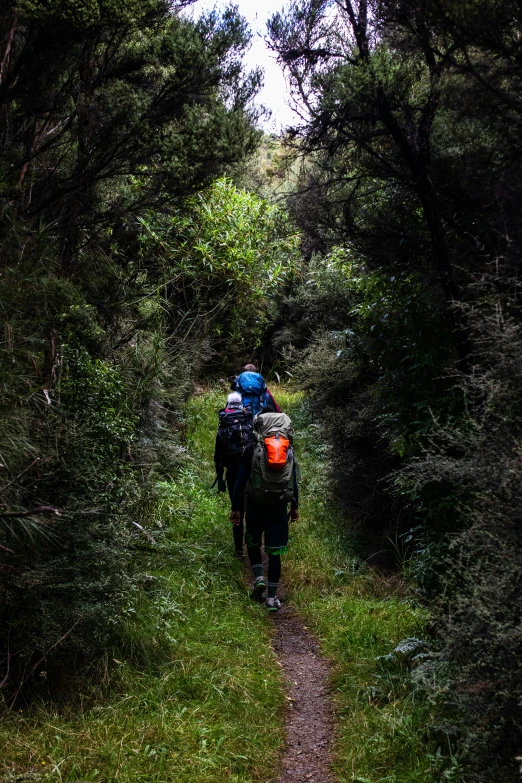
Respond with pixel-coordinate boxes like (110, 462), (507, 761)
(272, 606), (334, 783)
(251, 543), (335, 783)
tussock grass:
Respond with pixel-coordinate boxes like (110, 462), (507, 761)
(0, 388), (284, 783)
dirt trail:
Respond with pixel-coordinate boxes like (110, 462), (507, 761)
(242, 542), (336, 783)
(271, 602), (335, 783)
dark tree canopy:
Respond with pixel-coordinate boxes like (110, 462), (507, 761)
(267, 2), (522, 780)
(0, 0), (261, 244)
(268, 0), (522, 367)
(0, 0), (269, 703)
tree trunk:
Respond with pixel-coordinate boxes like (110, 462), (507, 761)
(417, 180), (470, 368)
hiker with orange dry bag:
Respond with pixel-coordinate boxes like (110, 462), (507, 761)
(230, 409), (299, 611)
(214, 392), (255, 556)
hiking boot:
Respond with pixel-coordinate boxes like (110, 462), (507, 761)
(250, 575), (266, 601)
(265, 597), (282, 612)
(234, 548), (243, 560)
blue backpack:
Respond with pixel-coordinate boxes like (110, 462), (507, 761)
(236, 372), (268, 417)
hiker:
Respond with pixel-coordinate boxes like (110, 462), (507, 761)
(230, 408), (299, 611)
(231, 363), (281, 417)
(214, 391), (255, 556)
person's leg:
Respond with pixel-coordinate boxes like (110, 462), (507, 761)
(245, 503), (266, 599)
(267, 554), (281, 598)
(248, 544), (263, 579)
(226, 465), (243, 554)
(264, 505), (289, 610)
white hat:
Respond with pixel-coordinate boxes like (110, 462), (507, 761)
(227, 392), (242, 406)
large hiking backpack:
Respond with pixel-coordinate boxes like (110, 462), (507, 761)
(236, 371), (268, 417)
(217, 408), (254, 467)
(247, 412), (296, 506)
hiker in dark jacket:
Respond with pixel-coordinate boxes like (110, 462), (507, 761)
(214, 392), (254, 556)
(231, 363), (281, 416)
(230, 409), (299, 611)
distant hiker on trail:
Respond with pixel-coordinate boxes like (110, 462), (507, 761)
(231, 363), (281, 417)
(214, 391), (255, 557)
(230, 409), (299, 612)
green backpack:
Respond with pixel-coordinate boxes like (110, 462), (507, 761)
(247, 413), (296, 506)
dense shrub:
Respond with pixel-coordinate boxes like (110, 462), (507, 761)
(0, 0), (299, 701)
(267, 0), (522, 777)
(401, 290), (522, 781)
(275, 250), (457, 549)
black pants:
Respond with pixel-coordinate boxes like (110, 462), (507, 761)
(226, 464), (244, 551)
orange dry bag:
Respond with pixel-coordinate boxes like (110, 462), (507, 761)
(264, 433), (290, 470)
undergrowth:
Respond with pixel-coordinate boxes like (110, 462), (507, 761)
(0, 386), (459, 783)
(0, 388), (284, 783)
(277, 389), (462, 783)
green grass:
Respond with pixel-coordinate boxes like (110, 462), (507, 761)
(0, 388), (284, 783)
(276, 389), (456, 783)
(0, 386), (456, 783)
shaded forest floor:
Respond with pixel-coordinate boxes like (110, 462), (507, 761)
(0, 388), (437, 783)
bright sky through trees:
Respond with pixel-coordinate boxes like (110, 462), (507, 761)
(192, 0), (298, 131)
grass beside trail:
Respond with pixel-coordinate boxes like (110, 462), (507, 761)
(275, 389), (453, 783)
(0, 388), (284, 783)
(1, 387), (451, 783)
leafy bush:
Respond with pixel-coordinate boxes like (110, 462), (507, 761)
(276, 249), (457, 551)
(135, 177), (299, 367)
(399, 289), (522, 781)
(0, 0), (297, 699)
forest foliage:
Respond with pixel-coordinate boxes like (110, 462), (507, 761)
(1, 0), (522, 782)
(0, 0), (298, 704)
(267, 0), (522, 780)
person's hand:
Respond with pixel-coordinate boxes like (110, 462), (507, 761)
(217, 477), (227, 494)
(290, 509), (299, 522)
(230, 510), (241, 526)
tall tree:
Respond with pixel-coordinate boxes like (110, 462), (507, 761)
(0, 0), (266, 698)
(0, 0), (261, 258)
(267, 0), (483, 362)
(268, 3), (522, 779)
